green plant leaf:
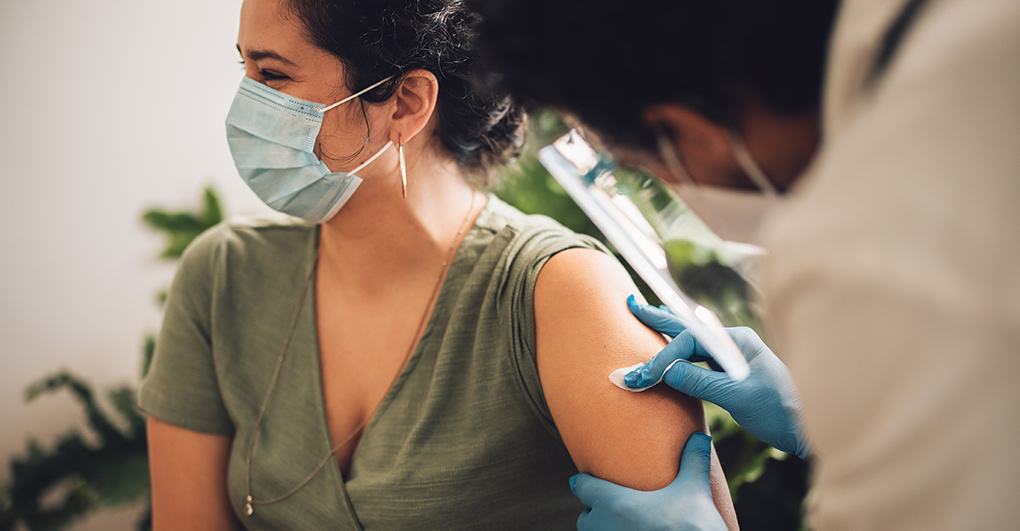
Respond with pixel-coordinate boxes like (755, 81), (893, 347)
(141, 187), (224, 260)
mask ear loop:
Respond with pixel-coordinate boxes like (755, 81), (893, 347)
(397, 133), (408, 198)
(318, 75), (395, 114)
(727, 132), (778, 195)
(349, 140), (394, 174)
(654, 129), (697, 186)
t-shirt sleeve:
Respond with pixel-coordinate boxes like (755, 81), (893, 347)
(499, 222), (613, 432)
(136, 223), (234, 435)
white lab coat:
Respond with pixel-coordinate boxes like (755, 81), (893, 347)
(759, 0), (1020, 529)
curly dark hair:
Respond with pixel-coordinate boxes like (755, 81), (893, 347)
(286, 0), (526, 186)
(472, 0), (837, 152)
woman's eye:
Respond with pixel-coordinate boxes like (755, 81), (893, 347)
(235, 61), (288, 82)
(260, 70), (288, 81)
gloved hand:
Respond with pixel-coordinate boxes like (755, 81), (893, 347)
(624, 295), (810, 459)
(570, 432), (726, 531)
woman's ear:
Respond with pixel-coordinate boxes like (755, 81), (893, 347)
(389, 69), (440, 145)
(641, 104), (732, 168)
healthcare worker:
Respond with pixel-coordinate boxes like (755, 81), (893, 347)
(474, 0), (1020, 529)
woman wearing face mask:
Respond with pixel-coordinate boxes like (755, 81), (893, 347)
(136, 0), (738, 529)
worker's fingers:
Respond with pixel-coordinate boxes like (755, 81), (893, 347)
(726, 326), (771, 363)
(662, 358), (741, 410)
(569, 472), (633, 510)
(627, 294), (686, 338)
(624, 330), (711, 388)
(669, 432), (715, 498)
(576, 508), (590, 531)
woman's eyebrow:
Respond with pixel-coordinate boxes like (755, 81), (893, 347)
(236, 44), (298, 66)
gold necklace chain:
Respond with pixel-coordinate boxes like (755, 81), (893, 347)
(243, 191), (483, 517)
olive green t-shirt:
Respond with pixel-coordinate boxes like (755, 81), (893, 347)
(136, 193), (613, 530)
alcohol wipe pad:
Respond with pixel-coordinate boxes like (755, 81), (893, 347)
(608, 359), (684, 392)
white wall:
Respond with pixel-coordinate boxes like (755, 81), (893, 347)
(0, 0), (269, 528)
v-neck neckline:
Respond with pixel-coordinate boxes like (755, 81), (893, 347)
(304, 193), (494, 524)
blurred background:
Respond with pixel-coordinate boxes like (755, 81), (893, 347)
(0, 1), (807, 529)
(0, 1), (260, 528)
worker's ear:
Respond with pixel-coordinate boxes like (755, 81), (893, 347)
(641, 104), (732, 186)
(388, 69), (440, 146)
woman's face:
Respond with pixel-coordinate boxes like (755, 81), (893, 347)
(236, 0), (394, 171)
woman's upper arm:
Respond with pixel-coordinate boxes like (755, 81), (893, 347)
(146, 416), (241, 530)
(137, 223), (234, 434)
(534, 248), (737, 524)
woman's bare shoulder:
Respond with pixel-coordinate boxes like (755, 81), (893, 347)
(533, 248), (708, 489)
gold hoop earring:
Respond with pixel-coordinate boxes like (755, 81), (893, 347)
(398, 134), (408, 198)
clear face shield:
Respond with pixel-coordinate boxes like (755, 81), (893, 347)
(538, 129), (763, 381)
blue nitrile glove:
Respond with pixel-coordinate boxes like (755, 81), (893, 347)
(570, 432), (725, 531)
(624, 295), (810, 459)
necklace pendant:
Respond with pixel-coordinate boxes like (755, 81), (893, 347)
(245, 495), (254, 517)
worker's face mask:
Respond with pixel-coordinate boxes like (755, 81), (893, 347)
(654, 131), (779, 246)
(225, 75), (393, 224)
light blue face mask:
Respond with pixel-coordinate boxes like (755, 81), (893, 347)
(225, 75), (394, 223)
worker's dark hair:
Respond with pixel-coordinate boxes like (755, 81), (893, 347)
(472, 0), (838, 150)
(287, 0), (526, 185)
